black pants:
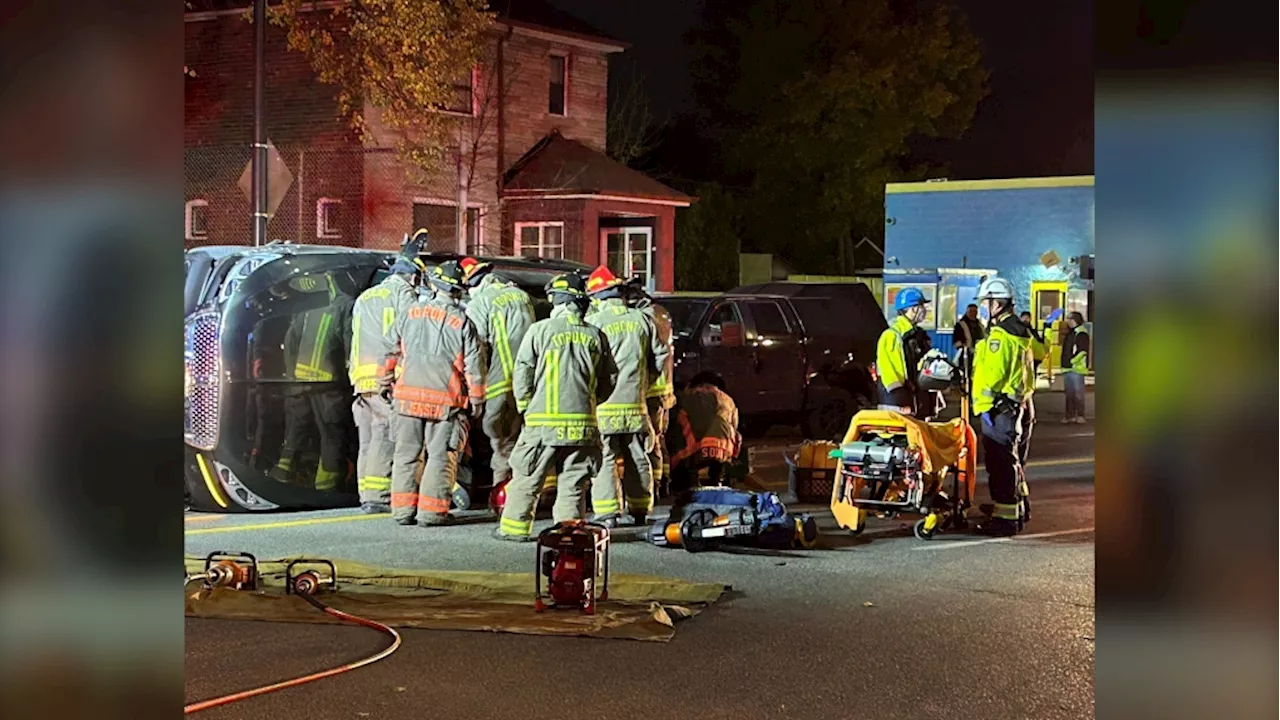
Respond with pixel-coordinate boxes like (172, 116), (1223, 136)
(670, 458), (724, 495)
(980, 405), (1024, 520)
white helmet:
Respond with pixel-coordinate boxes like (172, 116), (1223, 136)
(975, 277), (1015, 301)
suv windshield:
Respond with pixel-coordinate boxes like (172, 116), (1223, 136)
(656, 298), (710, 337)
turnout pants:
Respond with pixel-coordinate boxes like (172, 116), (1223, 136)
(391, 413), (465, 523)
(352, 393), (394, 505)
(1016, 398), (1035, 505)
(498, 433), (602, 538)
(591, 432), (654, 519)
(646, 398), (671, 487)
(482, 391), (522, 486)
(276, 387), (348, 491)
(980, 404), (1026, 524)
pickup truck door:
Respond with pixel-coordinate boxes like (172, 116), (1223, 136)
(696, 299), (757, 413)
(741, 299), (807, 415)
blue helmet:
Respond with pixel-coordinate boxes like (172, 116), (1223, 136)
(894, 287), (930, 314)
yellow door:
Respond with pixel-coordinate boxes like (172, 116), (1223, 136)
(1031, 280), (1069, 376)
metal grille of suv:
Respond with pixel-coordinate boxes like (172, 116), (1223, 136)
(184, 309), (222, 451)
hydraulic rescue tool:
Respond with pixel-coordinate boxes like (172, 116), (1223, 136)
(651, 487), (820, 553)
(534, 520), (611, 614)
(183, 553), (402, 715)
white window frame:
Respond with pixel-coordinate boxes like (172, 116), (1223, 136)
(185, 199), (209, 241)
(316, 198), (342, 240)
(515, 221), (566, 259)
(599, 226), (654, 291)
(548, 53), (569, 117)
(412, 197), (485, 254)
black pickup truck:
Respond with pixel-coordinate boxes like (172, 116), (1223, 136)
(655, 282), (887, 439)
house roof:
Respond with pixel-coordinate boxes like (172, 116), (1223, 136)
(503, 131), (692, 206)
(185, 0), (627, 49)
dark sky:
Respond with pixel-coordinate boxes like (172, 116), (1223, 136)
(547, 0), (1094, 179)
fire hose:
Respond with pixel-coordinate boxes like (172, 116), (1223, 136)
(183, 556), (402, 715)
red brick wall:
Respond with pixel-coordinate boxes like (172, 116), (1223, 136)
(583, 199), (675, 291)
(500, 31), (608, 169)
(503, 199), (588, 260)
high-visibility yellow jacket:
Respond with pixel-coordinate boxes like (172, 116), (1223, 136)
(875, 315), (916, 392)
(585, 298), (669, 434)
(641, 301), (676, 407)
(386, 295), (486, 420)
(971, 312), (1035, 414)
(1062, 325), (1090, 373)
(465, 274), (536, 401)
(514, 304), (616, 445)
(349, 273), (417, 393)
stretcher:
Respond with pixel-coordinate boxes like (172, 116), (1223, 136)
(828, 409), (978, 540)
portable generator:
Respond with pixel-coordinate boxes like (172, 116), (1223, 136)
(534, 520), (611, 614)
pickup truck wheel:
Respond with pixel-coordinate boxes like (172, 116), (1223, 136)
(802, 394), (862, 440)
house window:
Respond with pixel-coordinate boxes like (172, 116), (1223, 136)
(316, 198), (342, 239)
(445, 66), (476, 115)
(185, 199), (208, 241)
(515, 222), (564, 259)
(548, 55), (567, 116)
(413, 201), (480, 252)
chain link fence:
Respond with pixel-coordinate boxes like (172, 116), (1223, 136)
(185, 143), (503, 255)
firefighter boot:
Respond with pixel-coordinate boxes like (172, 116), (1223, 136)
(975, 517), (1020, 537)
(491, 527), (535, 542)
(418, 513), (456, 527)
(361, 502), (391, 515)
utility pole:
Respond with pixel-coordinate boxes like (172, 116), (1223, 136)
(251, 0), (268, 246)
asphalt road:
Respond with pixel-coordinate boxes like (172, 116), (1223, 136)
(185, 394), (1094, 720)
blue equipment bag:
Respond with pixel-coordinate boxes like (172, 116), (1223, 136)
(650, 486), (818, 551)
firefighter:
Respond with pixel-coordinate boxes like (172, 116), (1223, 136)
(970, 277), (1035, 537)
(385, 260), (486, 527)
(584, 267), (668, 527)
(876, 287), (931, 415)
(494, 272), (616, 541)
(459, 256), (536, 492)
(273, 272), (354, 492)
(624, 276), (677, 495)
(348, 236), (426, 513)
(666, 372), (742, 494)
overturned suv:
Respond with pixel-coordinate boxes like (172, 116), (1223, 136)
(183, 242), (588, 512)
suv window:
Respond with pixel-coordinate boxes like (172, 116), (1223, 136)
(747, 301), (789, 336)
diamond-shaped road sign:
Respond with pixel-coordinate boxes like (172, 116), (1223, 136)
(238, 141), (294, 219)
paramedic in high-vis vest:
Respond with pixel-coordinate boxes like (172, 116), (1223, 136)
(971, 277), (1035, 537)
(1061, 311), (1090, 423)
(584, 266), (668, 527)
(273, 272), (354, 492)
(495, 273), (617, 541)
(876, 287), (930, 415)
(386, 261), (486, 527)
(348, 244), (424, 513)
(460, 256), (537, 489)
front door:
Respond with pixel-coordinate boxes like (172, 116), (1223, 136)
(601, 227), (654, 291)
(1031, 280), (1069, 373)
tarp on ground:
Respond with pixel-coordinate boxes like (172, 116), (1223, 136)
(184, 556), (728, 642)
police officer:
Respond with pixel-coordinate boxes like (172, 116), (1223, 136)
(459, 257), (537, 493)
(348, 235), (426, 514)
(876, 287), (931, 415)
(494, 273), (616, 541)
(625, 277), (677, 494)
(971, 277), (1035, 537)
(386, 260), (486, 527)
(584, 267), (668, 527)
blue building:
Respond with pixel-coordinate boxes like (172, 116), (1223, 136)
(883, 176), (1094, 349)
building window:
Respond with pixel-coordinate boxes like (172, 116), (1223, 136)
(316, 198), (342, 239)
(445, 66), (476, 115)
(548, 55), (567, 116)
(413, 201), (480, 252)
(185, 199), (208, 241)
(515, 222), (564, 259)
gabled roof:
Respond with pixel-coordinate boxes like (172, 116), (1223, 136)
(503, 131), (692, 207)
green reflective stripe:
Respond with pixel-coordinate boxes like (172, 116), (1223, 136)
(358, 476), (391, 491)
(314, 465), (340, 491)
(525, 413), (596, 427)
(993, 502), (1021, 520)
(516, 399), (530, 412)
(1018, 481), (1030, 498)
(500, 517), (532, 535)
(485, 379), (513, 400)
(350, 314), (362, 368)
(592, 498), (621, 515)
(493, 312), (515, 380)
(598, 403), (644, 415)
(295, 363), (335, 381)
(383, 307), (395, 335)
(626, 495), (653, 509)
(546, 349), (561, 416)
(310, 313), (332, 371)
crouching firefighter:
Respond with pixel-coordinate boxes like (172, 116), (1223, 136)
(495, 273), (616, 541)
(349, 232), (426, 513)
(666, 372), (742, 494)
(386, 260), (486, 527)
(971, 277), (1035, 537)
(585, 267), (669, 528)
(876, 287), (931, 415)
(460, 256), (536, 494)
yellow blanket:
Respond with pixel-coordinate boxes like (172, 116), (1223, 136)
(841, 410), (975, 479)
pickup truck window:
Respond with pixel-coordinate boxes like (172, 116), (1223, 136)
(705, 301), (745, 347)
(746, 301), (790, 337)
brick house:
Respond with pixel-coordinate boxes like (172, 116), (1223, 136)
(184, 0), (690, 291)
